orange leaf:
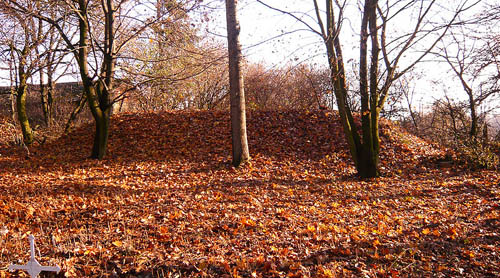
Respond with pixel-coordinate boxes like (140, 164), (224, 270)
(112, 240), (123, 247)
(159, 226), (168, 235)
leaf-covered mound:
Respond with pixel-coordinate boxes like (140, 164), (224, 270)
(0, 110), (498, 278)
(8, 110), (442, 172)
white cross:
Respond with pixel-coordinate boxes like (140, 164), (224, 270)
(8, 235), (61, 278)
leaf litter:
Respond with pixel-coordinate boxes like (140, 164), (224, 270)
(0, 110), (498, 277)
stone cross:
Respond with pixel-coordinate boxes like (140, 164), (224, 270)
(8, 235), (61, 278)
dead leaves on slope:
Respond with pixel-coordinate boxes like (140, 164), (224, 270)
(0, 110), (498, 277)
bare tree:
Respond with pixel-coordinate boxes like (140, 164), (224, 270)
(0, 34), (18, 123)
(435, 30), (498, 140)
(257, 0), (478, 177)
(35, 16), (74, 128)
(0, 1), (50, 145)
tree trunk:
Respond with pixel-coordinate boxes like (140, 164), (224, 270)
(40, 71), (55, 127)
(40, 81), (50, 127)
(482, 123), (488, 146)
(356, 150), (379, 178)
(91, 104), (110, 159)
(64, 92), (87, 133)
(468, 95), (477, 139)
(323, 0), (380, 178)
(47, 79), (54, 125)
(324, 0), (362, 174)
(358, 1), (378, 178)
(77, 0), (113, 159)
(8, 57), (17, 123)
(10, 86), (16, 123)
(82, 81), (111, 159)
(82, 83), (112, 159)
(365, 0), (380, 178)
(16, 76), (34, 145)
(226, 0), (250, 167)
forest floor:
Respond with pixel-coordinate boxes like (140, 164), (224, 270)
(0, 110), (499, 278)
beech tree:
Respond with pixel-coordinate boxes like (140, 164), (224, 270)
(121, 23), (226, 111)
(257, 0), (477, 177)
(226, 0), (250, 167)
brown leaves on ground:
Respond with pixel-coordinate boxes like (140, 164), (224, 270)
(0, 110), (498, 278)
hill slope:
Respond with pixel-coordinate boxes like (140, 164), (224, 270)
(6, 110), (443, 173)
(0, 110), (498, 278)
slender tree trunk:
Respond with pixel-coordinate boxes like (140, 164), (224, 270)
(468, 95), (477, 139)
(365, 0), (380, 177)
(64, 92), (87, 133)
(8, 57), (17, 123)
(40, 68), (55, 127)
(404, 90), (420, 133)
(47, 78), (54, 125)
(324, 0), (361, 172)
(40, 78), (50, 127)
(10, 86), (16, 123)
(358, 1), (377, 178)
(226, 0), (250, 167)
(482, 123), (488, 146)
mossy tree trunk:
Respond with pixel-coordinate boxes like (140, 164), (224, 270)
(16, 52), (34, 145)
(86, 83), (111, 159)
(309, 0), (460, 178)
(16, 81), (34, 145)
(75, 0), (114, 159)
(320, 0), (380, 178)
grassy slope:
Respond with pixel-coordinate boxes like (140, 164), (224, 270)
(0, 110), (498, 278)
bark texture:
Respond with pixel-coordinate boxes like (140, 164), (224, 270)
(226, 0), (250, 167)
(322, 0), (380, 178)
(77, 0), (114, 159)
(17, 54), (34, 145)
